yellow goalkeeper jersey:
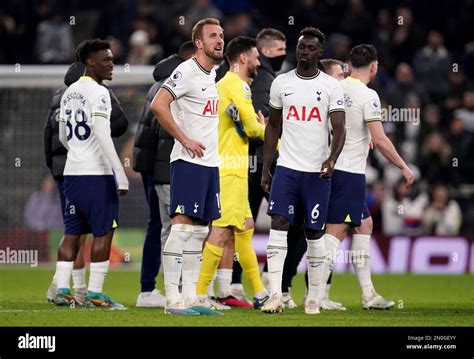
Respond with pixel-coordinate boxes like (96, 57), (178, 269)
(217, 71), (264, 178)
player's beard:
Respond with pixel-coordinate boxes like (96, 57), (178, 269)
(247, 65), (257, 79)
(204, 47), (223, 63)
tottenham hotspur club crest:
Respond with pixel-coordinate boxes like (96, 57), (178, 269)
(316, 91), (322, 101)
(193, 202), (199, 213)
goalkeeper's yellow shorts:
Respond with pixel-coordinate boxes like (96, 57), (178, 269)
(213, 175), (252, 230)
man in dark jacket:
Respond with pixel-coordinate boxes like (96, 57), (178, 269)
(132, 40), (195, 307)
(229, 28), (287, 301)
(248, 29), (287, 218)
(44, 61), (128, 304)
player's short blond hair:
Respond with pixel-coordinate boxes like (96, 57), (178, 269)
(192, 18), (221, 46)
(320, 59), (343, 71)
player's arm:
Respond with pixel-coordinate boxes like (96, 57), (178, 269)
(262, 78), (283, 192)
(92, 91), (129, 195)
(367, 121), (414, 186)
(321, 82), (346, 178)
(320, 111), (346, 178)
(233, 86), (265, 140)
(261, 106), (281, 193)
(94, 118), (129, 195)
(150, 88), (205, 158)
(321, 82), (347, 178)
(363, 93), (414, 186)
(240, 110), (265, 139)
(321, 111), (345, 178)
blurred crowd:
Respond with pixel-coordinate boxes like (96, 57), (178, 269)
(2, 0), (473, 235)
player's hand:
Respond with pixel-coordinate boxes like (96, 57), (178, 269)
(401, 165), (414, 187)
(117, 189), (128, 197)
(261, 170), (272, 193)
(257, 110), (266, 125)
(183, 138), (206, 158)
(320, 158), (335, 178)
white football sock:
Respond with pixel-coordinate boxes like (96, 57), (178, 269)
(351, 234), (374, 297)
(321, 234), (341, 295)
(216, 269), (232, 298)
(72, 268), (86, 290)
(306, 237), (325, 300)
(182, 225), (208, 305)
(267, 229), (288, 295)
(88, 260), (109, 293)
(162, 224), (193, 304)
(324, 283), (331, 300)
(56, 261), (73, 289)
(230, 283), (242, 291)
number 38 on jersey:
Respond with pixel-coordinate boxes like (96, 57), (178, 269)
(65, 108), (91, 141)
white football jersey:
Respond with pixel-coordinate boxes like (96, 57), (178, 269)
(162, 57), (219, 167)
(60, 76), (113, 175)
(269, 69), (345, 172)
(335, 77), (382, 174)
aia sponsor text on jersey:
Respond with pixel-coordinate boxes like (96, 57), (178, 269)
(286, 105), (321, 122)
(202, 99), (218, 116)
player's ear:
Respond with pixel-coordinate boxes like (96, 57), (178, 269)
(370, 62), (376, 74)
(195, 39), (203, 50)
(239, 52), (246, 64)
(85, 56), (94, 67)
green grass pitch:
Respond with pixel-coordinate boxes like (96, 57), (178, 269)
(1, 267), (473, 326)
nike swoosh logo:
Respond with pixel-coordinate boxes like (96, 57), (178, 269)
(283, 92), (294, 97)
(201, 87), (207, 91)
(311, 220), (317, 224)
